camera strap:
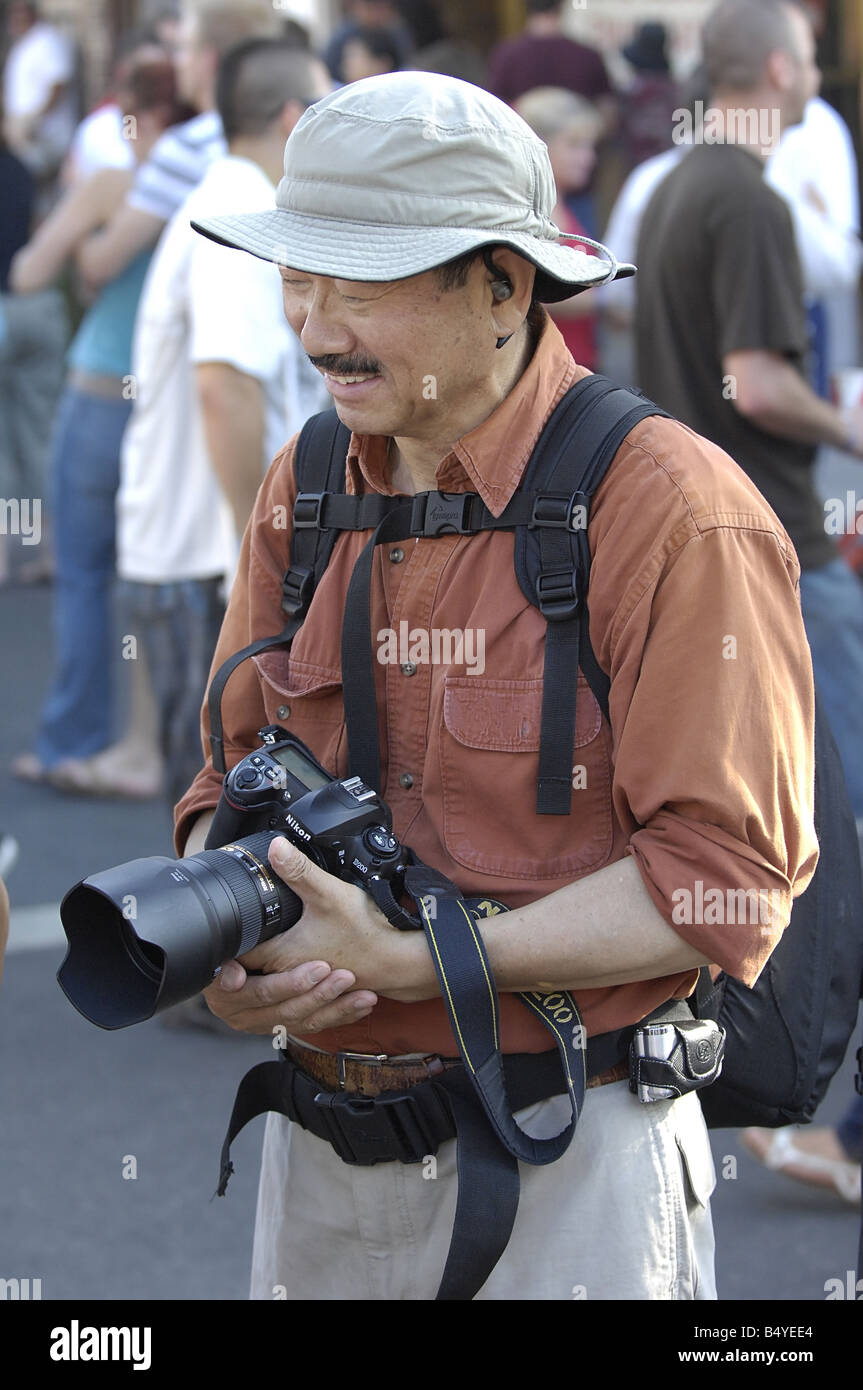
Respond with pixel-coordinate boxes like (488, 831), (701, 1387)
(364, 859), (587, 1156)
(367, 860), (586, 1144)
(404, 863), (586, 1161)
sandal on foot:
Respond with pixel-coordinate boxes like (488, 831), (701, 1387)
(741, 1126), (861, 1204)
(12, 751), (161, 800)
(12, 753), (54, 785)
(47, 755), (163, 800)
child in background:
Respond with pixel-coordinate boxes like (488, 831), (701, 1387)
(515, 87), (602, 370)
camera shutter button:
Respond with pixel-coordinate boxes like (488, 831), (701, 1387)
(236, 767), (263, 788)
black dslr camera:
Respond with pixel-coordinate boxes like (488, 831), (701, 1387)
(57, 726), (410, 1031)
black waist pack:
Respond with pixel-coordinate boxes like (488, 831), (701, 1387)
(696, 695), (863, 1128)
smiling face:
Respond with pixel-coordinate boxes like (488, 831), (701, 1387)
(278, 260), (512, 443)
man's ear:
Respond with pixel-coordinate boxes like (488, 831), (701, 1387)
(765, 46), (795, 94)
(485, 247), (535, 309)
(280, 98), (308, 138)
(483, 248), (535, 346)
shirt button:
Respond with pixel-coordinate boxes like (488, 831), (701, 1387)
(389, 547), (404, 563)
(399, 772), (414, 789)
(400, 662), (417, 676)
(276, 705), (290, 720)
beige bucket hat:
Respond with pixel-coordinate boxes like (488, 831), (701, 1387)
(191, 71), (633, 302)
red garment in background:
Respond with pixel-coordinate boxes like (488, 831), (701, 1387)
(487, 33), (612, 107)
(549, 203), (597, 370)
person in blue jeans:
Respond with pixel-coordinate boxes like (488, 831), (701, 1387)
(0, 134), (67, 587)
(10, 47), (183, 796)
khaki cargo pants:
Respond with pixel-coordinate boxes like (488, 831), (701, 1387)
(249, 1077), (717, 1301)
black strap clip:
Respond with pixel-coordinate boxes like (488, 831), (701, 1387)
(293, 493), (326, 529)
(312, 1086), (453, 1165)
(280, 565), (314, 617)
(536, 568), (580, 621)
(410, 492), (477, 537)
(530, 491), (589, 532)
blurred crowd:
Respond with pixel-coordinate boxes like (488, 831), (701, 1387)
(0, 0), (862, 1205)
(0, 0), (705, 800)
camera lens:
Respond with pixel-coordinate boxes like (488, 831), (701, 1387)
(57, 830), (302, 1030)
(119, 917), (163, 984)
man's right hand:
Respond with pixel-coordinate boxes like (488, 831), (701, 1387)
(202, 957), (377, 1037)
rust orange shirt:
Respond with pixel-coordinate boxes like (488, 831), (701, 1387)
(175, 311), (819, 1056)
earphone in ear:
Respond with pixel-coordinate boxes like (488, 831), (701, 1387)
(482, 247), (513, 302)
(482, 249), (514, 346)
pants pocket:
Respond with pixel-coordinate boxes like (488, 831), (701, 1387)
(671, 1096), (718, 1300)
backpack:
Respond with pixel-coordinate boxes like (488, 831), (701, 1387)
(208, 374), (863, 1131)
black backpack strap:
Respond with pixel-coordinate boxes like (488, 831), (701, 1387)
(335, 376), (667, 799)
(207, 411), (351, 773)
(514, 374), (668, 813)
(208, 382), (667, 808)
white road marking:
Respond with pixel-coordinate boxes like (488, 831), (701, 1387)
(6, 902), (66, 953)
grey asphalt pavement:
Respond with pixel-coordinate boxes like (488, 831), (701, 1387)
(1, 583), (860, 1301)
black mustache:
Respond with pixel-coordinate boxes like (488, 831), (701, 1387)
(308, 355), (381, 374)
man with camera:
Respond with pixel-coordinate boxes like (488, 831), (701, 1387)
(174, 72), (819, 1300)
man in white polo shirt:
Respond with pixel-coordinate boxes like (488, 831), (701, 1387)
(113, 39), (331, 805)
(76, 0), (280, 291)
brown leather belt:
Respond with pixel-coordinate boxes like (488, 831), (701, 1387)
(283, 1037), (629, 1098)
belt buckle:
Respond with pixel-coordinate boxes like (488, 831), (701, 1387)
(336, 1051), (388, 1090)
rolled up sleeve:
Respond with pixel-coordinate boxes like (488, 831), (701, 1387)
(609, 515), (818, 985)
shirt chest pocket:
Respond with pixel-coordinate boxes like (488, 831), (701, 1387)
(439, 674), (614, 881)
(251, 652), (347, 776)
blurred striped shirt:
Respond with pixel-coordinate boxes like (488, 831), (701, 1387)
(128, 110), (227, 223)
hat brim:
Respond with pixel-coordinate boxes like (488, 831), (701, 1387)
(190, 208), (630, 303)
